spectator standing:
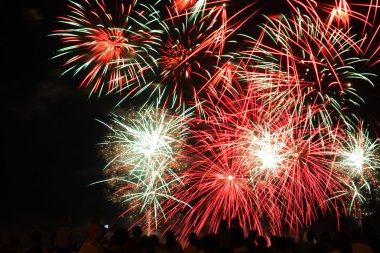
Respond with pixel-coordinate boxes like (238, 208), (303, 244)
(216, 220), (232, 253)
(104, 228), (129, 253)
(51, 216), (74, 253)
(255, 236), (270, 253)
(78, 218), (104, 253)
(350, 228), (373, 253)
(128, 226), (143, 253)
(228, 217), (247, 253)
(311, 232), (332, 253)
(243, 230), (258, 253)
(299, 228), (316, 253)
(162, 231), (182, 253)
(183, 233), (199, 253)
(327, 231), (352, 253)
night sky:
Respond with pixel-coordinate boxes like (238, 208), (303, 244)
(2, 0), (380, 246)
(2, 0), (122, 243)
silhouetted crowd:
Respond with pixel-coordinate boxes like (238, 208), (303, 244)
(1, 215), (379, 253)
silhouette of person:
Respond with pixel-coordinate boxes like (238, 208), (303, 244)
(78, 218), (104, 253)
(300, 228), (316, 253)
(311, 232), (332, 253)
(350, 228), (373, 253)
(104, 228), (129, 253)
(199, 233), (218, 253)
(127, 226), (143, 253)
(148, 234), (162, 253)
(228, 217), (247, 253)
(162, 230), (182, 253)
(51, 215), (74, 253)
(104, 224), (119, 246)
(183, 233), (199, 253)
(216, 219), (232, 253)
(244, 230), (258, 253)
(362, 223), (380, 253)
(255, 236), (270, 253)
(327, 231), (352, 253)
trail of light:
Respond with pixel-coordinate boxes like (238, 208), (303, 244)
(165, 80), (351, 240)
(237, 12), (374, 131)
(335, 122), (380, 215)
(93, 103), (193, 231)
(51, 0), (161, 95)
(327, 0), (351, 29)
(52, 0), (380, 239)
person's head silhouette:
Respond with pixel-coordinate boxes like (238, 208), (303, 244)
(230, 217), (240, 227)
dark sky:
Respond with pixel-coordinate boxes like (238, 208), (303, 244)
(2, 0), (121, 243)
(2, 0), (380, 245)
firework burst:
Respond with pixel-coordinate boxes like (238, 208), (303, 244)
(236, 11), (376, 129)
(151, 3), (228, 108)
(94, 103), (193, 233)
(165, 82), (352, 239)
(150, 0), (257, 109)
(52, 0), (380, 240)
(51, 0), (161, 96)
(165, 136), (270, 241)
(335, 122), (380, 215)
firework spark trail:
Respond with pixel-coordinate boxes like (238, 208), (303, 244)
(236, 11), (376, 130)
(171, 0), (233, 21)
(172, 0), (199, 14)
(151, 1), (259, 110)
(238, 92), (349, 230)
(93, 103), (193, 231)
(165, 81), (354, 239)
(52, 0), (380, 239)
(152, 3), (229, 108)
(350, 1), (380, 67)
(171, 0), (207, 18)
(335, 121), (380, 214)
(51, 0), (161, 96)
(292, 0), (380, 68)
(287, 0), (380, 67)
(165, 138), (271, 241)
(326, 0), (351, 29)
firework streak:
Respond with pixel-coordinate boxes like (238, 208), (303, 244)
(53, 0), (380, 239)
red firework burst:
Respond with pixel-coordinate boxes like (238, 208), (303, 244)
(164, 81), (352, 240)
(154, 1), (256, 109)
(51, 0), (160, 95)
